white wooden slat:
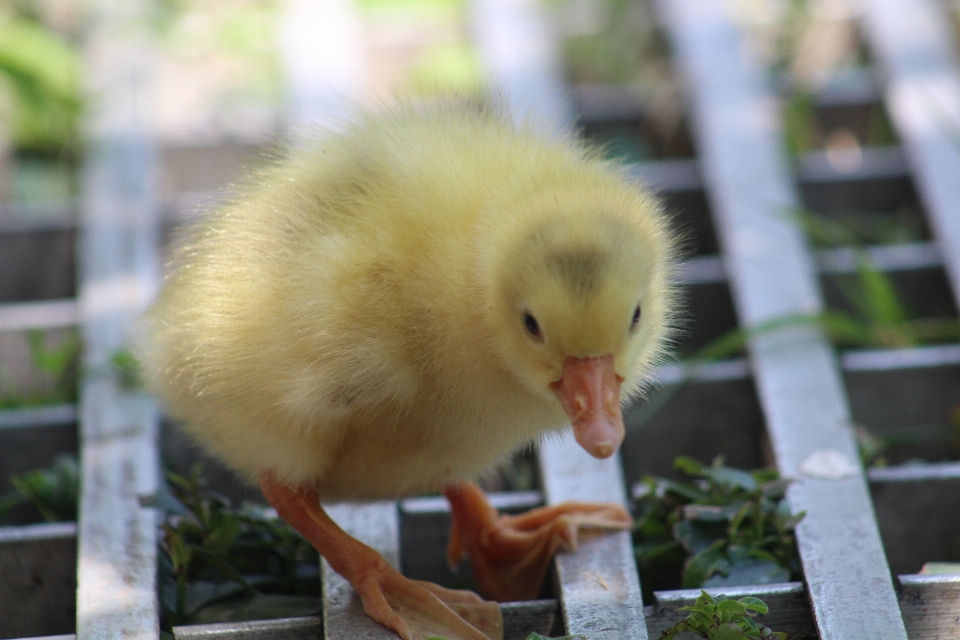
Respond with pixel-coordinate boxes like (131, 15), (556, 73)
(857, 0), (960, 308)
(0, 299), (78, 331)
(75, 1), (161, 637)
(539, 435), (648, 640)
(323, 502), (401, 639)
(174, 618), (322, 640)
(655, 0), (908, 637)
(278, 0), (365, 132)
(673, 241), (941, 287)
(467, 0), (577, 137)
(899, 574), (960, 639)
(0, 403), (76, 429)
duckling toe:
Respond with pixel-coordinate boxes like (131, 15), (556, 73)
(357, 570), (502, 640)
(444, 480), (632, 602)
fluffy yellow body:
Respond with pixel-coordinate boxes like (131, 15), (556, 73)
(141, 105), (676, 502)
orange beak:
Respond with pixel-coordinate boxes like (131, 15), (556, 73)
(549, 355), (624, 459)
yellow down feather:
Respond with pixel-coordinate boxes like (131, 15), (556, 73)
(140, 103), (678, 501)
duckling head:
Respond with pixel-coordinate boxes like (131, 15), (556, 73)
(480, 176), (674, 460)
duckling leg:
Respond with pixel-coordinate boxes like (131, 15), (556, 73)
(444, 480), (632, 602)
(260, 473), (502, 640)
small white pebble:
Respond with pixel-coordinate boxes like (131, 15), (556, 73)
(799, 449), (860, 480)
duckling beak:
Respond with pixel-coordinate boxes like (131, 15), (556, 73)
(550, 355), (624, 459)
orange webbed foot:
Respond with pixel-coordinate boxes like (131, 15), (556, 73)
(444, 480), (632, 602)
(259, 474), (502, 640)
(352, 560), (502, 640)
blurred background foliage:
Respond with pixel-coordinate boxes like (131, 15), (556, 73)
(0, 0), (897, 169)
(0, 0), (82, 156)
(0, 0), (82, 202)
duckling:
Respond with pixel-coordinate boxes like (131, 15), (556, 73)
(141, 103), (676, 640)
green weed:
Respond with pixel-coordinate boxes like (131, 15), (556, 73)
(0, 329), (81, 409)
(145, 465), (320, 628)
(110, 347), (145, 390)
(632, 457), (804, 601)
(660, 590), (786, 640)
(0, 8), (82, 155)
(0, 454), (78, 524)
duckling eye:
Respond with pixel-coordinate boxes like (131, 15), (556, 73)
(523, 312), (543, 341)
(630, 304), (641, 330)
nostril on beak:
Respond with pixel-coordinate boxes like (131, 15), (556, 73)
(573, 393), (588, 419)
(604, 388), (618, 417)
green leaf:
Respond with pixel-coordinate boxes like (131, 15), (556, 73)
(204, 515), (243, 556)
(818, 310), (876, 348)
(682, 543), (729, 588)
(4, 454), (79, 523)
(780, 511), (806, 531)
(700, 466), (757, 492)
(854, 253), (908, 328)
(659, 477), (709, 502)
(659, 592), (786, 640)
(736, 597), (770, 615)
(782, 90), (817, 157)
(788, 208), (859, 247)
(760, 478), (792, 501)
(0, 14), (82, 152)
(715, 598), (747, 622)
(0, 16), (80, 101)
(111, 348), (144, 389)
(908, 318), (960, 345)
(673, 456), (705, 476)
(21, 329), (81, 404)
(683, 504), (728, 523)
(658, 620), (698, 640)
(688, 327), (750, 362)
(140, 485), (190, 516)
(674, 520), (724, 555)
(712, 622), (749, 640)
(702, 559), (789, 588)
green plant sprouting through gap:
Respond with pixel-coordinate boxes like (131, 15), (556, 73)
(630, 209), (960, 460)
(111, 346), (146, 390)
(0, 457), (323, 627)
(632, 457), (804, 600)
(0, 331), (151, 409)
(0, 454), (78, 524)
(0, 329), (81, 408)
(791, 208), (960, 348)
(147, 464), (321, 628)
(660, 590), (787, 640)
